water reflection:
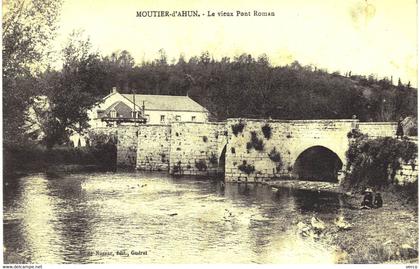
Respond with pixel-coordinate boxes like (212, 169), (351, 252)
(4, 171), (344, 264)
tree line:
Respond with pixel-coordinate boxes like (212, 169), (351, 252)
(3, 0), (417, 149)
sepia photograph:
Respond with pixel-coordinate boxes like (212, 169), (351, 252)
(2, 0), (419, 266)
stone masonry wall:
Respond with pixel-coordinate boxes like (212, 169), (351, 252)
(116, 126), (138, 167)
(168, 122), (227, 176)
(395, 160), (418, 185)
(358, 122), (397, 138)
(91, 118), (417, 186)
(225, 119), (356, 182)
(136, 124), (171, 171)
(358, 123), (417, 184)
(90, 126), (138, 167)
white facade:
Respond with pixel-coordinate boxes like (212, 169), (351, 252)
(143, 109), (208, 125)
(87, 89), (209, 128)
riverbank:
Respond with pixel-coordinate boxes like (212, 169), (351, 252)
(292, 188), (418, 264)
(4, 142), (117, 179)
(334, 191), (418, 263)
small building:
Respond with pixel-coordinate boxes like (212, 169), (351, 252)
(88, 87), (210, 128)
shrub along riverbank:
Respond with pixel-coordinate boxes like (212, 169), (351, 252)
(4, 141), (117, 177)
(344, 132), (418, 204)
(330, 133), (419, 263)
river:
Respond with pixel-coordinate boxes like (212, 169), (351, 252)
(3, 171), (347, 264)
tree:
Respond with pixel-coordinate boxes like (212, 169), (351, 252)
(43, 31), (105, 148)
(3, 0), (62, 143)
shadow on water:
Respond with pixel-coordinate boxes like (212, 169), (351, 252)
(4, 171), (348, 264)
(292, 189), (343, 214)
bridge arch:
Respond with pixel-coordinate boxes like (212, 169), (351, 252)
(293, 145), (343, 183)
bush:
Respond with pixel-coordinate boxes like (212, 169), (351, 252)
(347, 128), (364, 139)
(4, 136), (117, 174)
(246, 131), (264, 151)
(238, 160), (255, 175)
(345, 135), (417, 189)
(209, 153), (218, 165)
(407, 126), (417, 136)
(268, 147), (282, 163)
(195, 159), (207, 171)
(173, 161), (182, 174)
(261, 124), (272, 139)
(232, 122), (245, 136)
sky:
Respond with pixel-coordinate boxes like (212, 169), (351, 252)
(55, 0), (417, 86)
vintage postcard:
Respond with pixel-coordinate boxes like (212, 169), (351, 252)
(2, 0), (418, 266)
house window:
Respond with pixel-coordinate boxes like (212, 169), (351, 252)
(160, 115), (165, 123)
(110, 109), (117, 118)
(191, 116), (196, 122)
(175, 115), (181, 122)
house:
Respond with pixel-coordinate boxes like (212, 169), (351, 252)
(23, 88), (211, 147)
(88, 87), (210, 127)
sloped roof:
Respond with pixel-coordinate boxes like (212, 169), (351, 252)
(121, 94), (208, 113)
(99, 101), (134, 118)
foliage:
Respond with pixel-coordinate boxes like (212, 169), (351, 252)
(3, 0), (62, 143)
(41, 31), (105, 148)
(238, 160), (255, 175)
(195, 159), (207, 171)
(84, 131), (117, 169)
(407, 126), (417, 136)
(173, 161), (182, 174)
(4, 16), (419, 150)
(246, 131), (264, 151)
(345, 135), (417, 189)
(209, 153), (218, 165)
(347, 128), (365, 139)
(76, 52), (417, 123)
(160, 153), (166, 163)
(3, 141), (117, 175)
(268, 147), (282, 163)
(88, 131), (117, 145)
(231, 122), (245, 136)
(261, 124), (272, 139)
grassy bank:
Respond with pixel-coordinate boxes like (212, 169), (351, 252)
(333, 191), (418, 263)
(3, 142), (117, 177)
(294, 190), (417, 264)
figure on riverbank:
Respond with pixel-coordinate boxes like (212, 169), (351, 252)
(361, 188), (373, 209)
(374, 192), (383, 208)
(396, 116), (404, 139)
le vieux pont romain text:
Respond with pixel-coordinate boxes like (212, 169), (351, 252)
(136, 10), (276, 18)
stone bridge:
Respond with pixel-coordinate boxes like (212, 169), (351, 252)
(111, 118), (404, 183)
(223, 119), (396, 183)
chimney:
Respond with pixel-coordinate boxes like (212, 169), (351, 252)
(111, 87), (117, 94)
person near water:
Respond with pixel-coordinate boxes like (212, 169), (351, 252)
(361, 188), (374, 209)
(396, 116), (404, 139)
(374, 192), (383, 208)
